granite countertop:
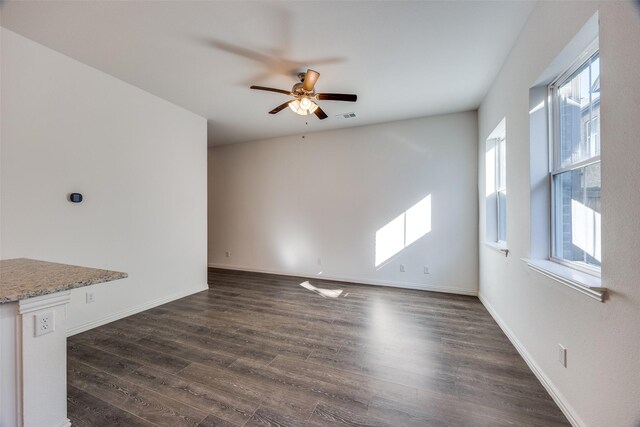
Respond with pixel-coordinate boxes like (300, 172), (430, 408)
(0, 258), (127, 303)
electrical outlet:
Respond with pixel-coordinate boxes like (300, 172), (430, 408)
(225, 251), (231, 258)
(400, 264), (405, 272)
(34, 311), (55, 337)
(424, 266), (430, 274)
(558, 344), (567, 367)
(86, 291), (95, 304)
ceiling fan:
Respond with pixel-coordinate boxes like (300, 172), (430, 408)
(250, 69), (357, 120)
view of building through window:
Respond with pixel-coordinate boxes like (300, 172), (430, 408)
(552, 52), (601, 270)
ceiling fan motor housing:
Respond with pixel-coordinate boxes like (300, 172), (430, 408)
(292, 82), (315, 97)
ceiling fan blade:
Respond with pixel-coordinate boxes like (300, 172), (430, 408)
(314, 106), (328, 120)
(250, 85), (292, 95)
(302, 69), (320, 91)
(269, 101), (292, 114)
(317, 93), (357, 102)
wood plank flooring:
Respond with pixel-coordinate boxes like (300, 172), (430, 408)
(67, 268), (569, 426)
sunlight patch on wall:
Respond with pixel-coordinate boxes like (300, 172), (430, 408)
(375, 194), (432, 267)
(375, 214), (405, 267)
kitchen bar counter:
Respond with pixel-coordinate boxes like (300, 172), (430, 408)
(0, 258), (127, 427)
(0, 258), (127, 303)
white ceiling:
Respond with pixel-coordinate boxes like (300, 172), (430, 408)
(1, 1), (534, 146)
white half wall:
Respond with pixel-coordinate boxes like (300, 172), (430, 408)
(0, 28), (208, 334)
(478, 2), (640, 426)
(209, 112), (478, 295)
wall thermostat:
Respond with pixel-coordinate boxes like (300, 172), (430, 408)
(69, 193), (83, 203)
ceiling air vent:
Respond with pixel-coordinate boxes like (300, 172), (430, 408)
(336, 112), (357, 120)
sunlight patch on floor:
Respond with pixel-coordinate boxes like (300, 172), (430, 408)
(299, 281), (343, 298)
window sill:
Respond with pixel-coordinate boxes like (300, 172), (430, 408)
(485, 241), (509, 257)
(523, 258), (606, 302)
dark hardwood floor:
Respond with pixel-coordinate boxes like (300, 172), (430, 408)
(67, 268), (569, 426)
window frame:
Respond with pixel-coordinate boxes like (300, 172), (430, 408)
(547, 41), (601, 277)
(484, 118), (507, 251)
(495, 135), (507, 245)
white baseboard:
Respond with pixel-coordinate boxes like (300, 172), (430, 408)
(208, 263), (477, 296)
(66, 285), (207, 337)
(478, 293), (584, 427)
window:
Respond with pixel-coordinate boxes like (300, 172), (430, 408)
(526, 15), (604, 301)
(549, 48), (600, 275)
(485, 118), (507, 247)
(496, 135), (507, 243)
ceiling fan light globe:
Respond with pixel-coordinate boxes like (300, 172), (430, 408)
(288, 99), (301, 114)
(300, 97), (312, 110)
(288, 98), (318, 116)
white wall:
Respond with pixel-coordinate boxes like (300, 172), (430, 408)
(209, 112), (478, 295)
(0, 28), (208, 333)
(478, 2), (640, 426)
